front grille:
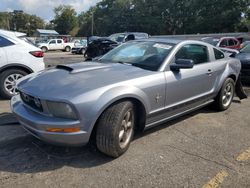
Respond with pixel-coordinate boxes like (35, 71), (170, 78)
(20, 92), (43, 112)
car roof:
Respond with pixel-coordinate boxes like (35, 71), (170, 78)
(0, 29), (26, 38)
(136, 37), (184, 44)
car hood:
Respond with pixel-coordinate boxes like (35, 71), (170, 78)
(17, 61), (153, 100)
(235, 53), (250, 63)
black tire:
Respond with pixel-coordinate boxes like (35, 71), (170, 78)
(0, 69), (28, 99)
(214, 78), (235, 111)
(96, 101), (135, 158)
(65, 46), (71, 52)
(41, 47), (48, 52)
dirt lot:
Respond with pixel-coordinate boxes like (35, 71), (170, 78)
(0, 52), (250, 188)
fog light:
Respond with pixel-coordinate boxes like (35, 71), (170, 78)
(46, 127), (81, 133)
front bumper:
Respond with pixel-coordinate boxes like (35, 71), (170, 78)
(11, 95), (90, 146)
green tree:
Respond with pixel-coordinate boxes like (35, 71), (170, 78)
(53, 5), (78, 35)
(0, 12), (11, 30)
(77, 0), (249, 36)
(0, 11), (44, 36)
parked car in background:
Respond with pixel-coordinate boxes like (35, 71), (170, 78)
(37, 39), (78, 52)
(84, 32), (149, 59)
(84, 37), (119, 59)
(71, 39), (88, 54)
(235, 43), (250, 82)
(240, 41), (250, 49)
(0, 29), (45, 99)
(202, 37), (241, 49)
(11, 38), (243, 158)
(109, 32), (149, 43)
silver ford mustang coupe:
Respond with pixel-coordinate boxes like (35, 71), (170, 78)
(11, 38), (242, 157)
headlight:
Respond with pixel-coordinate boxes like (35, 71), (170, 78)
(47, 101), (78, 120)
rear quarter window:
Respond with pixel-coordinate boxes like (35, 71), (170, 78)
(214, 48), (225, 59)
(0, 36), (15, 47)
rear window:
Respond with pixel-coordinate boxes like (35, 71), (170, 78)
(0, 36), (15, 47)
(213, 48), (225, 59)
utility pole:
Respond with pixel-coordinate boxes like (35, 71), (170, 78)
(91, 12), (94, 36)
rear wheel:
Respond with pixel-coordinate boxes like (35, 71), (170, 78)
(214, 78), (235, 111)
(65, 46), (71, 52)
(0, 69), (28, 99)
(96, 101), (135, 158)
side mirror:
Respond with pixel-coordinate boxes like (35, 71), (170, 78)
(170, 59), (194, 71)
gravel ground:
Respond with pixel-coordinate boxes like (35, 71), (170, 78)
(0, 52), (250, 188)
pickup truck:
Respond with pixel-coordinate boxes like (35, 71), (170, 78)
(37, 39), (78, 52)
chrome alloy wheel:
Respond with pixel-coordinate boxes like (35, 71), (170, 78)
(222, 82), (234, 107)
(4, 73), (23, 95)
(119, 109), (134, 149)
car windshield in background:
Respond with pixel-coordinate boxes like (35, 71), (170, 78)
(99, 41), (174, 71)
(109, 34), (126, 42)
(240, 44), (250, 53)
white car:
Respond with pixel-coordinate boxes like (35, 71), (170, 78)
(0, 29), (45, 99)
(37, 39), (78, 52)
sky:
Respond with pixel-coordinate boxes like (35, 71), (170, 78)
(0, 0), (101, 22)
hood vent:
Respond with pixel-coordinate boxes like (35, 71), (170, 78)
(56, 65), (74, 72)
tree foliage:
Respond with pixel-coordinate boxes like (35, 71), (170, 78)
(0, 12), (44, 36)
(0, 0), (249, 36)
(77, 0), (250, 36)
(53, 5), (78, 35)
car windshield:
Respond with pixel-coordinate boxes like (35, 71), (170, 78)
(99, 41), (174, 71)
(75, 40), (87, 46)
(109, 34), (126, 42)
(240, 44), (250, 53)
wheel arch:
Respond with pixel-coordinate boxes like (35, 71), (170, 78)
(89, 97), (147, 141)
(228, 74), (237, 82)
(0, 64), (33, 74)
(65, 46), (71, 49)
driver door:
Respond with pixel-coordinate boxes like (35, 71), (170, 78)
(164, 44), (217, 109)
(48, 40), (57, 50)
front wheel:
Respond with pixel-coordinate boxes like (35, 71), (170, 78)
(41, 47), (47, 52)
(96, 101), (135, 158)
(214, 78), (235, 111)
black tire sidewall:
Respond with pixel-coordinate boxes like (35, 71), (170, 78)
(96, 101), (135, 157)
(0, 69), (27, 99)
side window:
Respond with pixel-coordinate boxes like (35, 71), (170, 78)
(228, 39), (235, 46)
(175, 44), (209, 65)
(0, 36), (15, 47)
(213, 48), (225, 59)
(219, 39), (228, 47)
(49, 40), (56, 44)
(57, 40), (62, 44)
